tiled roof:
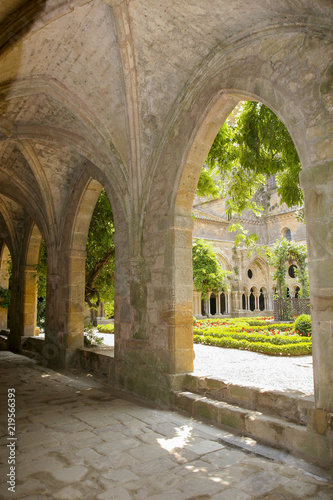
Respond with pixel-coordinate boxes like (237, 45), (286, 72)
(192, 209), (228, 223)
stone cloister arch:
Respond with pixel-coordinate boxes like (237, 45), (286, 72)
(0, 0), (332, 463)
(144, 25), (333, 414)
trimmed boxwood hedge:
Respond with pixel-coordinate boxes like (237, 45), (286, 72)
(194, 329), (311, 345)
(193, 334), (312, 356)
(97, 323), (114, 333)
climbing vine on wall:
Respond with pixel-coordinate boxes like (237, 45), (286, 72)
(266, 237), (309, 298)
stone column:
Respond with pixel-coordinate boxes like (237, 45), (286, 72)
(158, 214), (194, 374)
(268, 292), (274, 311)
(7, 258), (24, 351)
(300, 162), (333, 411)
(23, 265), (38, 336)
(206, 294), (211, 316)
(263, 293), (268, 311)
(216, 293), (221, 315)
(63, 250), (86, 349)
(254, 293), (260, 311)
(227, 293), (231, 314)
(193, 290), (201, 317)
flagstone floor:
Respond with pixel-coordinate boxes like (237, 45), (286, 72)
(1, 351), (331, 500)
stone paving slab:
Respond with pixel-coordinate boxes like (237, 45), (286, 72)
(0, 351), (332, 500)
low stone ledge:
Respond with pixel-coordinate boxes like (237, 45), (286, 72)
(0, 333), (8, 349)
(182, 373), (314, 425)
(73, 348), (116, 381)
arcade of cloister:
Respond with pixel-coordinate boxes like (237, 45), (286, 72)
(192, 182), (307, 318)
(0, 0), (332, 464)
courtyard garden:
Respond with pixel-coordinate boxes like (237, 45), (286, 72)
(91, 315), (312, 357)
(193, 315), (312, 356)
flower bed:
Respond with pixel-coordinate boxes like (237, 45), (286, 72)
(193, 317), (312, 356)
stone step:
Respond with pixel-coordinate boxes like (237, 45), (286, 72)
(181, 374), (314, 425)
(173, 390), (308, 455)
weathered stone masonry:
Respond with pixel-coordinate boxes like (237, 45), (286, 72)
(0, 0), (332, 463)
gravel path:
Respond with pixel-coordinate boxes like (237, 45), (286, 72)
(98, 333), (314, 396)
(193, 343), (314, 395)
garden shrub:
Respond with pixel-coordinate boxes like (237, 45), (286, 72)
(194, 334), (312, 356)
(294, 314), (311, 337)
(97, 323), (114, 333)
(84, 321), (104, 346)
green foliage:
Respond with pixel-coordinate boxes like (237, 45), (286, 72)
(294, 314), (312, 337)
(266, 237), (309, 299)
(0, 286), (11, 309)
(85, 189), (115, 311)
(35, 239), (47, 299)
(192, 239), (231, 299)
(193, 334), (311, 356)
(0, 256), (12, 310)
(34, 240), (47, 327)
(198, 102), (303, 247)
(97, 323), (114, 333)
(196, 168), (222, 199)
(84, 319), (104, 346)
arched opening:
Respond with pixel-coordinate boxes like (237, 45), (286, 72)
(210, 293), (217, 316)
(249, 288), (255, 311)
(147, 29), (331, 417)
(288, 264), (297, 279)
(259, 288), (265, 311)
(65, 179), (117, 350)
(295, 286), (300, 298)
(242, 293), (246, 310)
(284, 228), (292, 241)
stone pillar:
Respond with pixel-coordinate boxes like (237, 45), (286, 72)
(216, 293), (221, 315)
(160, 215), (194, 374)
(263, 293), (268, 311)
(7, 258), (24, 351)
(43, 273), (63, 364)
(254, 293), (260, 311)
(300, 162), (333, 411)
(23, 265), (38, 336)
(63, 250), (86, 349)
(193, 290), (201, 317)
(206, 294), (211, 316)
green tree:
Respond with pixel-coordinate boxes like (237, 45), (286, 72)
(192, 239), (231, 299)
(35, 240), (47, 327)
(85, 189), (115, 317)
(199, 101), (303, 219)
